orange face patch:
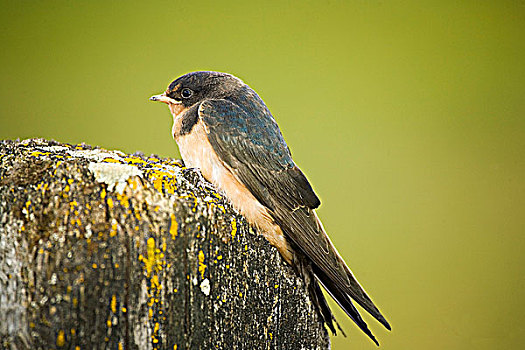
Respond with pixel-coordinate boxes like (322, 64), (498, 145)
(168, 102), (186, 118)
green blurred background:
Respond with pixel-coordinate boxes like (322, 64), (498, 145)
(1, 0), (524, 348)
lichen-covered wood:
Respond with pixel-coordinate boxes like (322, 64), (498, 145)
(0, 139), (329, 349)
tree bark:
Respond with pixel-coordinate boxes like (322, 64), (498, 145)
(0, 139), (329, 350)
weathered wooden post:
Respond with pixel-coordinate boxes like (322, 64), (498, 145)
(0, 139), (329, 349)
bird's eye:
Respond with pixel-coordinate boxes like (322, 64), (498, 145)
(181, 88), (193, 98)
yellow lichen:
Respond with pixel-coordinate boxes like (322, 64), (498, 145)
(152, 177), (164, 193)
(169, 213), (178, 239)
(102, 157), (121, 163)
(111, 294), (117, 313)
(165, 180), (176, 194)
(128, 177), (138, 190)
(143, 237), (164, 276)
(198, 250), (207, 279)
(145, 168), (178, 194)
(54, 161), (63, 175)
(117, 193), (130, 208)
(56, 329), (65, 347)
(124, 156), (147, 165)
(231, 218), (237, 238)
(110, 221), (118, 237)
(29, 151), (50, 158)
(151, 274), (160, 288)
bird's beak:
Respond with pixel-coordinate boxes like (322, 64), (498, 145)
(149, 93), (181, 104)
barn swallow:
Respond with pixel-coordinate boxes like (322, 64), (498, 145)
(150, 71), (390, 345)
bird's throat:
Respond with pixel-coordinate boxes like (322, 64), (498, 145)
(168, 102), (185, 117)
(170, 104), (187, 139)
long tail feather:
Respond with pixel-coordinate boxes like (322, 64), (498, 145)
(340, 264), (391, 330)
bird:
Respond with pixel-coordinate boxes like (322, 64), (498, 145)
(150, 71), (390, 345)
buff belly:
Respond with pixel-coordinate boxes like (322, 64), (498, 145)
(174, 119), (292, 263)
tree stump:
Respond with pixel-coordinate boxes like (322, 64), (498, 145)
(0, 139), (330, 349)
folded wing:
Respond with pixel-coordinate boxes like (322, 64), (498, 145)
(198, 98), (390, 343)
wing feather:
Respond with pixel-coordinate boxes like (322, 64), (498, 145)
(199, 99), (390, 336)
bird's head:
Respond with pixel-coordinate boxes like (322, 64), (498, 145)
(150, 71), (245, 119)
